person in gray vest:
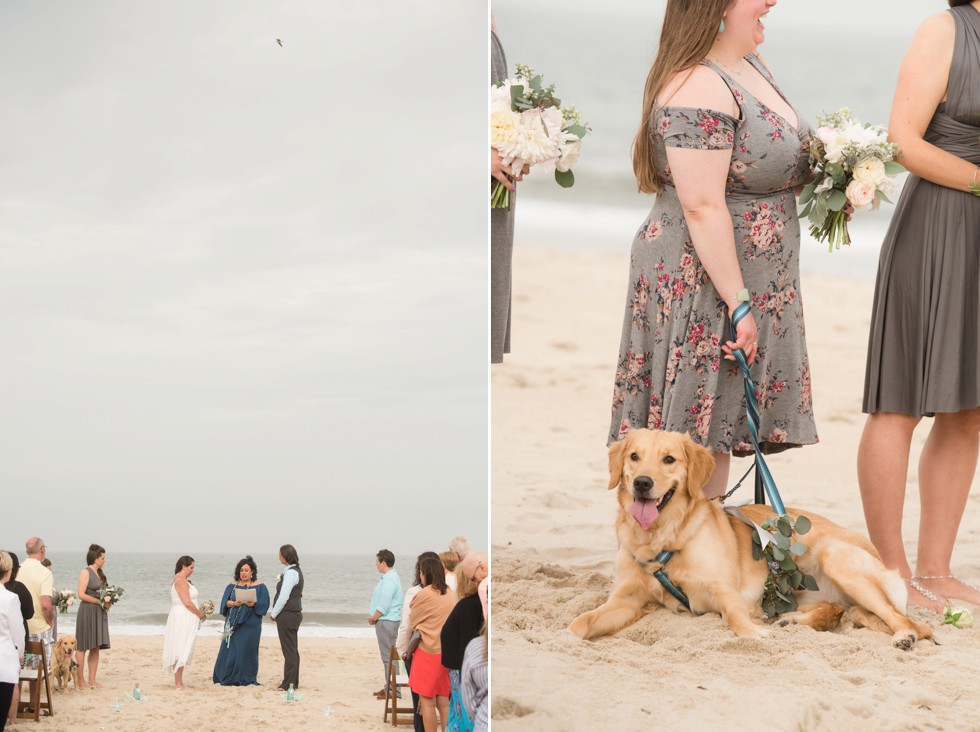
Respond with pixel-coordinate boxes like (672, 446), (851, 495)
(269, 544), (303, 690)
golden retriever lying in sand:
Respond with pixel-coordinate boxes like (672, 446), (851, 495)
(569, 429), (932, 649)
(51, 635), (79, 691)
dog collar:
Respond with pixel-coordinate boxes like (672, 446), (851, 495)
(635, 549), (690, 610)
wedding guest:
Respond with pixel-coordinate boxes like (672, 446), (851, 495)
(269, 545), (303, 691)
(440, 552), (459, 594)
(74, 544), (109, 689)
(2, 553), (32, 727)
(368, 549), (403, 699)
(397, 552), (441, 732)
(40, 559), (57, 641)
(448, 537), (470, 561)
(162, 556), (207, 689)
(491, 14), (527, 365)
(858, 0), (980, 610)
(19, 539), (53, 671)
(458, 553), (488, 586)
(609, 0), (817, 497)
(213, 556), (269, 686)
(440, 566), (483, 732)
(0, 552), (26, 732)
(461, 579), (488, 732)
(408, 557), (457, 732)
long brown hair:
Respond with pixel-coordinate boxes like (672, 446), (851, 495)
(634, 0), (732, 194)
(87, 544), (107, 583)
(948, 0), (972, 7)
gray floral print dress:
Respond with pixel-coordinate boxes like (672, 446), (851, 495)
(609, 55), (818, 457)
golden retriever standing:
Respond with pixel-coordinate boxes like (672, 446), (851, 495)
(569, 429), (933, 649)
(51, 635), (79, 691)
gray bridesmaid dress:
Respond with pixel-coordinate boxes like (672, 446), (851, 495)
(75, 567), (110, 651)
(863, 5), (980, 417)
(491, 30), (515, 364)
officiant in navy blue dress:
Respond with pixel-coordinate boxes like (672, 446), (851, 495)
(212, 556), (269, 686)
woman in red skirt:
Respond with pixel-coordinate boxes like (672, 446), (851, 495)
(408, 557), (458, 732)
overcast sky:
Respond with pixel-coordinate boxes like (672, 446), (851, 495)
(0, 1), (488, 555)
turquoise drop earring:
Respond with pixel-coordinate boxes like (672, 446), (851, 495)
(719, 19), (725, 33)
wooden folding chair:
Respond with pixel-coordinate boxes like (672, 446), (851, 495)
(17, 639), (54, 722)
(383, 645), (414, 726)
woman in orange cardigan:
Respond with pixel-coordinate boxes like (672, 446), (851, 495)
(408, 557), (458, 732)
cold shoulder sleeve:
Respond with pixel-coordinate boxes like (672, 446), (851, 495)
(657, 107), (737, 150)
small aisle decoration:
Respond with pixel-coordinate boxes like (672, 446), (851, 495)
(57, 590), (77, 615)
(944, 606), (974, 629)
(490, 64), (590, 209)
(98, 584), (124, 611)
(800, 107), (905, 250)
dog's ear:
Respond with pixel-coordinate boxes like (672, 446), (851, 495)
(608, 438), (628, 490)
(683, 436), (716, 496)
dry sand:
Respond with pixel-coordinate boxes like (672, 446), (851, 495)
(491, 247), (980, 731)
(16, 635), (397, 731)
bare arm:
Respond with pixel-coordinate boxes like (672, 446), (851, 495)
(78, 569), (99, 604)
(41, 595), (53, 625)
(890, 12), (976, 191)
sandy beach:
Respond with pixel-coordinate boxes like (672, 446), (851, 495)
(491, 247), (980, 731)
(16, 635), (394, 731)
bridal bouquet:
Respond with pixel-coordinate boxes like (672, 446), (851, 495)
(56, 590), (76, 615)
(98, 584), (124, 611)
(800, 107), (905, 250)
(199, 599), (215, 629)
(490, 63), (590, 209)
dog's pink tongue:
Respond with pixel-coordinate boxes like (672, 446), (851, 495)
(629, 497), (660, 530)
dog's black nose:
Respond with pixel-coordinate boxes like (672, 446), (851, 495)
(633, 476), (653, 495)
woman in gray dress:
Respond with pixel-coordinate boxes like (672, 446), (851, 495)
(610, 0), (817, 498)
(74, 544), (110, 689)
(490, 15), (526, 365)
(858, 0), (980, 611)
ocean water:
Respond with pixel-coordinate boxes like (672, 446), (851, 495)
(492, 1), (930, 280)
(41, 552), (415, 638)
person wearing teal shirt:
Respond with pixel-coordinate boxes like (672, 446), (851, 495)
(368, 549), (403, 698)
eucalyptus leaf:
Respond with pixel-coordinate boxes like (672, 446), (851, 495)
(794, 515), (811, 534)
(565, 124), (588, 139)
(772, 547), (785, 561)
(790, 542), (807, 556)
(779, 555), (796, 571)
(884, 161), (906, 175)
(827, 189), (847, 212)
(802, 575), (820, 592)
(555, 169), (575, 188)
(877, 190), (893, 204)
(799, 184), (815, 206)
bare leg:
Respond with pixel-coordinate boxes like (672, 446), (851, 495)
(702, 452), (731, 499)
(87, 648), (100, 688)
(914, 408), (980, 605)
(419, 695), (437, 732)
(75, 650), (88, 690)
(8, 682), (18, 724)
(857, 412), (919, 576)
(174, 666), (184, 689)
(436, 695), (449, 732)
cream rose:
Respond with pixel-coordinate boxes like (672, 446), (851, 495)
(555, 136), (582, 173)
(852, 157), (887, 186)
(491, 109), (520, 149)
(845, 179), (877, 208)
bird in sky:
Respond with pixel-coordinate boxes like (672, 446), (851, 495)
(276, 38), (283, 47)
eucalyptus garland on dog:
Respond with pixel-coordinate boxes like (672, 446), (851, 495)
(751, 514), (819, 617)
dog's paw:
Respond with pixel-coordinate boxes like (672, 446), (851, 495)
(568, 615), (591, 640)
(892, 632), (916, 651)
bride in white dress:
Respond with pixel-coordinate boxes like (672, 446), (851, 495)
(162, 556), (207, 688)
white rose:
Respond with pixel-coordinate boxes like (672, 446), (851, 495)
(852, 157), (887, 186)
(490, 109), (520, 148)
(556, 136), (582, 173)
(490, 85), (512, 115)
(845, 179), (876, 208)
(814, 126), (837, 146)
